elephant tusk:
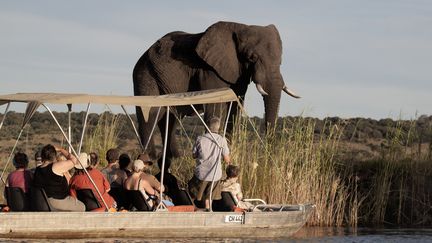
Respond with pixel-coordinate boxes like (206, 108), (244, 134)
(256, 83), (269, 96)
(283, 85), (301, 98)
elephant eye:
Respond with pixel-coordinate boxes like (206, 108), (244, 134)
(249, 53), (258, 62)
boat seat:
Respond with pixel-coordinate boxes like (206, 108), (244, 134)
(212, 191), (237, 212)
(76, 189), (102, 211)
(175, 189), (195, 206)
(125, 190), (152, 211)
(108, 187), (129, 210)
(29, 187), (52, 212)
(5, 187), (30, 211)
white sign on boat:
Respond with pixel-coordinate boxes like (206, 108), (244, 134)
(225, 214), (244, 223)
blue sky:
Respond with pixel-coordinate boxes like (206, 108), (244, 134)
(1, 1), (431, 119)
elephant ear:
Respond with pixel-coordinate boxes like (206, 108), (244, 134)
(196, 22), (240, 84)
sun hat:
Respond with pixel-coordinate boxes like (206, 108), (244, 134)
(137, 153), (154, 165)
(75, 152), (89, 169)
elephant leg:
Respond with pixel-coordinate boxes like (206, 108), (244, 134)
(136, 106), (162, 158)
(158, 111), (181, 159)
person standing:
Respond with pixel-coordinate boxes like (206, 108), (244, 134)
(188, 117), (231, 210)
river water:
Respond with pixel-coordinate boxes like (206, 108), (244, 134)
(1, 227), (432, 242)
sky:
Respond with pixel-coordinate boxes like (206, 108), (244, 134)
(1, 0), (431, 120)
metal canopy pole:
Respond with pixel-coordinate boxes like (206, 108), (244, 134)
(0, 102), (11, 131)
(77, 103), (91, 154)
(156, 106), (169, 211)
(67, 104), (72, 153)
(143, 107), (161, 153)
(43, 104), (110, 210)
(223, 102), (233, 137)
(121, 105), (144, 152)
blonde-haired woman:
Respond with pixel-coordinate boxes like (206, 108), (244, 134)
(124, 159), (164, 208)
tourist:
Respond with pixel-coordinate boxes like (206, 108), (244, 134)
(33, 144), (85, 211)
(119, 153), (132, 177)
(124, 159), (164, 208)
(69, 152), (116, 211)
(101, 148), (127, 189)
(30, 150), (43, 174)
(188, 117), (231, 210)
(88, 152), (99, 168)
(155, 157), (180, 205)
(6, 152), (32, 193)
(221, 164), (253, 210)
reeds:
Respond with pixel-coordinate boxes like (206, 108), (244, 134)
(172, 115), (431, 227)
(82, 112), (122, 167)
(229, 117), (353, 226)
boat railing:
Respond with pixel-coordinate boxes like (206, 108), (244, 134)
(252, 204), (314, 212)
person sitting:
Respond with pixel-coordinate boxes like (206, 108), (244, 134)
(88, 152), (100, 168)
(221, 164), (253, 210)
(69, 153), (116, 211)
(124, 159), (164, 209)
(137, 153), (154, 174)
(30, 150), (43, 174)
(155, 158), (181, 205)
(101, 148), (127, 189)
(119, 153), (132, 177)
(33, 144), (85, 212)
(56, 152), (72, 183)
(6, 152), (33, 194)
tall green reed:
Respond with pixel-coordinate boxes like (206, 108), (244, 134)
(83, 112), (122, 167)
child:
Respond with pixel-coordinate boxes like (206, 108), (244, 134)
(221, 165), (252, 210)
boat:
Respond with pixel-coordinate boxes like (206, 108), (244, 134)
(0, 88), (315, 239)
(0, 204), (315, 239)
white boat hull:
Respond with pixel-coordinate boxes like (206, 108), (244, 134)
(0, 204), (314, 239)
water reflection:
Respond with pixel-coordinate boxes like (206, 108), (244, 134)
(291, 227), (432, 242)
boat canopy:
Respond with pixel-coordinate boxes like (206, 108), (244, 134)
(0, 88), (238, 107)
(0, 88), (239, 128)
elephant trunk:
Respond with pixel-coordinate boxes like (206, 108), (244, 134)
(263, 85), (282, 129)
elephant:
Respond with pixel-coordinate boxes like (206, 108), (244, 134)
(133, 21), (299, 159)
